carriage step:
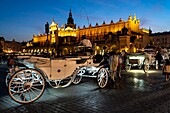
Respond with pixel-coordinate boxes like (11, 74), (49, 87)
(78, 75), (96, 78)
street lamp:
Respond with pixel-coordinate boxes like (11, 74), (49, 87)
(45, 22), (49, 57)
(117, 31), (121, 52)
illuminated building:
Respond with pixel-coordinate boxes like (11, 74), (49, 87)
(27, 10), (150, 55)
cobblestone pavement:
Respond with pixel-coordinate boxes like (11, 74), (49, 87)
(1, 66), (170, 113)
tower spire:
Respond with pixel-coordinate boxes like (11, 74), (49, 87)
(67, 9), (74, 25)
(133, 13), (136, 20)
(69, 9), (72, 18)
(65, 9), (76, 29)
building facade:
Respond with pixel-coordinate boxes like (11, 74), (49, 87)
(151, 31), (170, 48)
(26, 10), (150, 56)
(0, 37), (22, 54)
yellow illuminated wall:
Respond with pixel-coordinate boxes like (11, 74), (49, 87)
(33, 34), (50, 43)
(77, 14), (141, 39)
(58, 27), (76, 37)
(32, 14), (149, 50)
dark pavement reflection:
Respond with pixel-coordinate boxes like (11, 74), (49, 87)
(1, 65), (170, 113)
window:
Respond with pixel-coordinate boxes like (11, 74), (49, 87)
(162, 38), (164, 44)
(165, 38), (167, 44)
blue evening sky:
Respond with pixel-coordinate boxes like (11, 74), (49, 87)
(0, 0), (170, 42)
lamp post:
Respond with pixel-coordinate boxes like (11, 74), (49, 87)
(118, 35), (120, 52)
(45, 22), (49, 57)
(117, 31), (121, 52)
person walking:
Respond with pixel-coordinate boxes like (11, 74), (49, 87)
(117, 52), (123, 79)
(163, 59), (170, 81)
(162, 49), (170, 81)
(155, 50), (163, 70)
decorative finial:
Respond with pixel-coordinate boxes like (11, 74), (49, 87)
(133, 13), (136, 20)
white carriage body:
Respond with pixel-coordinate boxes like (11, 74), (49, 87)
(18, 56), (93, 80)
(36, 59), (77, 80)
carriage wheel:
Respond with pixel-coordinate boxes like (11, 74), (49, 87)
(143, 58), (149, 73)
(48, 80), (61, 88)
(6, 67), (27, 87)
(5, 73), (11, 87)
(97, 67), (109, 88)
(48, 75), (73, 88)
(125, 59), (131, 71)
(8, 68), (45, 104)
(125, 65), (131, 71)
(72, 67), (83, 85)
(48, 68), (80, 88)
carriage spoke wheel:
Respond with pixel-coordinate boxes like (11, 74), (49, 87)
(97, 68), (109, 88)
(48, 80), (61, 88)
(143, 58), (149, 73)
(72, 67), (83, 85)
(8, 69), (45, 104)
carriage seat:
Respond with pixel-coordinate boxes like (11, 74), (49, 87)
(76, 58), (88, 64)
(64, 56), (88, 65)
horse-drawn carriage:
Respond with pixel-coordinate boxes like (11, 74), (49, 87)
(126, 52), (158, 73)
(6, 47), (111, 104)
(126, 49), (168, 73)
(126, 53), (146, 71)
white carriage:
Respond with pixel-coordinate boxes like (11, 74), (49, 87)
(7, 54), (110, 104)
(126, 52), (155, 73)
(126, 53), (146, 70)
(143, 47), (169, 72)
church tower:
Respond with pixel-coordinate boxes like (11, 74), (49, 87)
(65, 9), (76, 29)
(50, 18), (58, 43)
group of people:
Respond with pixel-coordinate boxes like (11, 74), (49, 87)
(148, 47), (170, 81)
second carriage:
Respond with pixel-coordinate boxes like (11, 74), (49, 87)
(125, 52), (157, 73)
(126, 53), (146, 71)
(126, 49), (166, 73)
